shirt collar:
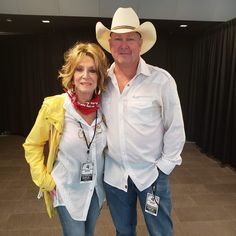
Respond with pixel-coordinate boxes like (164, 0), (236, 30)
(137, 58), (152, 77)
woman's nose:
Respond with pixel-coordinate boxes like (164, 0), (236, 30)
(82, 70), (89, 78)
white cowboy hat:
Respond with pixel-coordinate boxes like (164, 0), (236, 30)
(96, 7), (157, 55)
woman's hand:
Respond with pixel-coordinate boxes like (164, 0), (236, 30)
(50, 186), (57, 198)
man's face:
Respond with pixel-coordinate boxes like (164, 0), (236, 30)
(109, 32), (143, 66)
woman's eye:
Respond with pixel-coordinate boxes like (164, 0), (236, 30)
(75, 67), (97, 74)
(75, 67), (83, 72)
(89, 69), (97, 74)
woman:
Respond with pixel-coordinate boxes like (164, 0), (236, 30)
(23, 42), (109, 236)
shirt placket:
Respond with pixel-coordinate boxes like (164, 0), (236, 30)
(119, 88), (131, 190)
(81, 125), (96, 200)
(89, 124), (97, 185)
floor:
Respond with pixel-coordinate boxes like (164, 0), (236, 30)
(0, 135), (236, 236)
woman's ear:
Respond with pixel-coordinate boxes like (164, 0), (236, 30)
(71, 80), (75, 91)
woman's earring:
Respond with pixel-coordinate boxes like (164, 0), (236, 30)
(72, 84), (75, 92)
(95, 87), (101, 95)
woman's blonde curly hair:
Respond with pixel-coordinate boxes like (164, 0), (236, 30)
(58, 42), (109, 94)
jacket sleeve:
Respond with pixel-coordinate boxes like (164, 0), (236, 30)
(23, 102), (56, 192)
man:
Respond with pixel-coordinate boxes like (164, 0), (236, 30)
(96, 7), (185, 236)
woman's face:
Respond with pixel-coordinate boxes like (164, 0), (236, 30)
(73, 55), (98, 99)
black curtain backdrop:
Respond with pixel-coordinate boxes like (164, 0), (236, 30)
(0, 29), (99, 136)
(0, 19), (235, 169)
(187, 18), (236, 169)
(0, 26), (192, 138)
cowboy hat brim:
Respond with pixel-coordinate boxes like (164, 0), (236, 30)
(96, 21), (157, 55)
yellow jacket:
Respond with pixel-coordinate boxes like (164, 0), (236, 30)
(23, 94), (65, 218)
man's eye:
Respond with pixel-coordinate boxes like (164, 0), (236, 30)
(113, 38), (122, 41)
(127, 38), (135, 41)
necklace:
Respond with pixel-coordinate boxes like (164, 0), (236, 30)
(78, 111), (98, 154)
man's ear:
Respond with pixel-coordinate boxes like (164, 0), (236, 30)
(140, 37), (143, 45)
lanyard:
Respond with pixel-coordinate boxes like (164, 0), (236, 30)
(78, 111), (98, 154)
(152, 180), (157, 196)
(152, 179), (159, 205)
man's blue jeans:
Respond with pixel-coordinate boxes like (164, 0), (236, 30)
(56, 191), (100, 236)
(104, 171), (173, 236)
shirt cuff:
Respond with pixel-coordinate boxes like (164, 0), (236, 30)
(41, 176), (56, 192)
(156, 157), (181, 175)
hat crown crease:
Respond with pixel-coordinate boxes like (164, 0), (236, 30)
(111, 25), (136, 31)
(111, 7), (140, 30)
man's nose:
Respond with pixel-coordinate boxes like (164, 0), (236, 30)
(120, 39), (129, 47)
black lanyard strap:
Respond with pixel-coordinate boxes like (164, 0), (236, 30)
(152, 180), (157, 196)
(78, 111), (98, 154)
(152, 179), (159, 205)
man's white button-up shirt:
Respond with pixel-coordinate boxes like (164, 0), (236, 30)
(102, 58), (185, 192)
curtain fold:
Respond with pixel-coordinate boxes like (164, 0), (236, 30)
(188, 19), (236, 168)
(0, 31), (97, 136)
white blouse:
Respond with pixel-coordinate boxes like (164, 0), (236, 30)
(51, 95), (106, 221)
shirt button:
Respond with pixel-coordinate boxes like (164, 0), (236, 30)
(125, 185), (128, 189)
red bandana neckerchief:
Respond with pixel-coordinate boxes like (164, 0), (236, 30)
(66, 89), (101, 115)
